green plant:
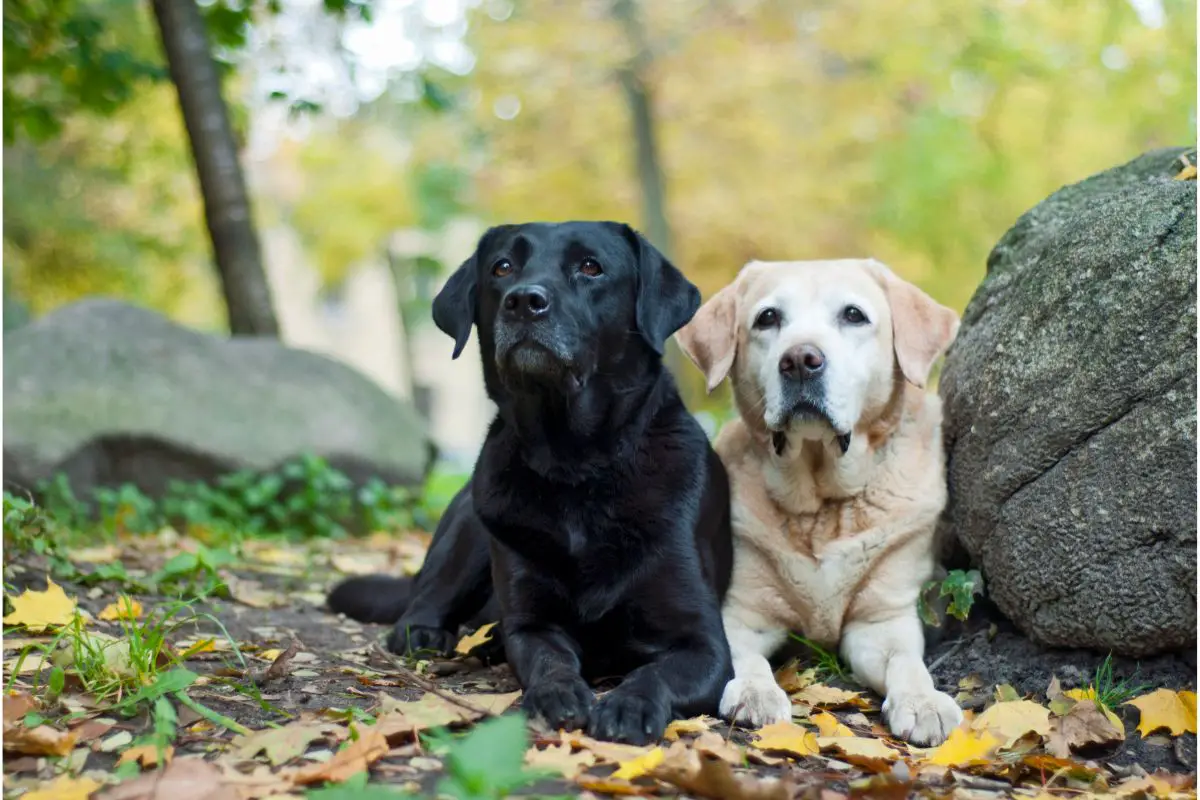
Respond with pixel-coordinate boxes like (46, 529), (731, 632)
(918, 569), (984, 626)
(1087, 654), (1150, 711)
(426, 713), (543, 800)
(150, 545), (234, 598)
(789, 633), (852, 682)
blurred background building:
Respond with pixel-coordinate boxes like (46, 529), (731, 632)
(4, 0), (1195, 468)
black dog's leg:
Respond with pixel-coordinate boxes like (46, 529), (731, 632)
(588, 623), (732, 745)
(505, 618), (595, 730)
(387, 485), (494, 656)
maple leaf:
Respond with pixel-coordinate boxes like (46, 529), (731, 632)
(652, 742), (791, 800)
(971, 699), (1052, 745)
(1125, 689), (1197, 737)
(3, 580), (78, 633)
(524, 742), (598, 777)
(1046, 700), (1124, 758)
(817, 735), (898, 770)
(454, 621), (497, 655)
(118, 743), (174, 768)
(923, 726), (1001, 767)
(232, 720), (339, 765)
(664, 715), (716, 740)
(752, 721), (820, 757)
(812, 711), (855, 737)
(612, 746), (665, 780)
(98, 597), (144, 621)
(291, 727), (390, 786)
(22, 775), (102, 800)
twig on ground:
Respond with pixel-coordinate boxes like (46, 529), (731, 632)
(369, 643), (494, 718)
(927, 635), (971, 674)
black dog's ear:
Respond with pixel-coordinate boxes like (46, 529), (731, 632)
(624, 226), (702, 355)
(431, 251), (478, 360)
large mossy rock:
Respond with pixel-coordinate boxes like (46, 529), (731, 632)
(4, 300), (431, 497)
(939, 148), (1197, 657)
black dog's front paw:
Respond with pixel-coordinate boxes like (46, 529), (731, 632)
(387, 620), (456, 656)
(587, 688), (670, 745)
(522, 677), (595, 731)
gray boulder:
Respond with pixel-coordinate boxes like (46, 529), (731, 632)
(4, 299), (431, 497)
(939, 148), (1196, 657)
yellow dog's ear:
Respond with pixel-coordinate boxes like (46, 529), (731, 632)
(675, 282), (739, 393)
(869, 261), (960, 389)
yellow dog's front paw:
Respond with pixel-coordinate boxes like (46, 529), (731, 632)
(883, 690), (963, 745)
(719, 675), (791, 727)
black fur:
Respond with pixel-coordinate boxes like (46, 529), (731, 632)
(328, 221), (733, 744)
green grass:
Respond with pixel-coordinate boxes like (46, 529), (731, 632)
(789, 633), (853, 683)
(1088, 653), (1150, 711)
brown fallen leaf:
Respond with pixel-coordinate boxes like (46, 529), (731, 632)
(652, 743), (790, 800)
(118, 743), (175, 768)
(774, 660), (817, 694)
(3, 702), (77, 758)
(751, 721), (820, 757)
(454, 622), (497, 655)
(1047, 699), (1124, 757)
(232, 720), (341, 765)
(97, 757), (239, 800)
(22, 775), (103, 800)
(793, 684), (871, 710)
(525, 742), (598, 777)
(254, 639), (300, 686)
(1125, 689), (1197, 737)
(558, 730), (654, 764)
(818, 736), (899, 772)
(971, 699), (1052, 745)
(290, 727), (390, 785)
(373, 691), (520, 744)
(691, 730), (745, 764)
(3, 691), (39, 724)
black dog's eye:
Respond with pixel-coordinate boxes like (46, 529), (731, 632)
(579, 257), (603, 277)
(491, 259), (513, 278)
(841, 305), (869, 325)
(753, 308), (780, 330)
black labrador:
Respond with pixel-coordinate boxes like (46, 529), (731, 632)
(328, 221), (733, 744)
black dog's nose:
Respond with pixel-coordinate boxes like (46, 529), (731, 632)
(502, 285), (550, 320)
(779, 344), (825, 379)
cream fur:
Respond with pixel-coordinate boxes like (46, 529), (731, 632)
(678, 259), (962, 746)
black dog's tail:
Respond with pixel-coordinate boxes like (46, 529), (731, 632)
(327, 575), (414, 624)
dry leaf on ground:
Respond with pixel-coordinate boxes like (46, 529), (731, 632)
(454, 622), (497, 655)
(290, 727), (390, 785)
(117, 743), (175, 768)
(3, 700), (77, 758)
(793, 684), (870, 710)
(1046, 699), (1125, 757)
(3, 580), (78, 632)
(1125, 689), (1197, 737)
(652, 743), (791, 800)
(575, 776), (649, 796)
(922, 726), (1001, 767)
(560, 731), (657, 764)
(818, 736), (899, 771)
(22, 775), (102, 800)
(971, 699), (1052, 745)
(524, 742), (598, 776)
(374, 690), (520, 743)
(98, 598), (144, 621)
(611, 746), (665, 779)
(691, 730), (745, 764)
(232, 720), (340, 765)
(663, 715), (716, 740)
(813, 711), (856, 737)
(752, 721), (820, 757)
(97, 757), (239, 800)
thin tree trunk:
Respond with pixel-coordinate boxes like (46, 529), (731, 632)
(150, 0), (280, 337)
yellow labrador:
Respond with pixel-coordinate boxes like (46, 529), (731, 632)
(676, 259), (962, 745)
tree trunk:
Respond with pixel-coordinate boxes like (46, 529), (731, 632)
(149, 0), (279, 337)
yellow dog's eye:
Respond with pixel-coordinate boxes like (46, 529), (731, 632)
(842, 305), (868, 325)
(753, 308), (780, 330)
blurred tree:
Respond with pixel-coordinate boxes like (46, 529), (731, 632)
(150, 0), (278, 336)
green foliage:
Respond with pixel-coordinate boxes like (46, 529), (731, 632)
(307, 771), (413, 799)
(431, 713), (543, 800)
(919, 569), (985, 627)
(789, 633), (852, 683)
(1088, 653), (1151, 711)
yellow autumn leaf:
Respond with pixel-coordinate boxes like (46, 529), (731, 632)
(1062, 688), (1124, 731)
(99, 597), (144, 621)
(752, 721), (820, 757)
(817, 736), (899, 764)
(611, 746), (664, 780)
(663, 715), (715, 740)
(924, 726), (1002, 767)
(258, 649), (284, 661)
(812, 711), (855, 737)
(117, 743), (174, 768)
(971, 699), (1052, 745)
(793, 683), (870, 709)
(22, 776), (102, 800)
(525, 742), (598, 777)
(455, 622), (498, 655)
(3, 580), (78, 633)
(1125, 689), (1197, 737)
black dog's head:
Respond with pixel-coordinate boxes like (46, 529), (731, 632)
(432, 222), (700, 399)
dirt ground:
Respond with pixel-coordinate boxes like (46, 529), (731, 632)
(3, 532), (1196, 798)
